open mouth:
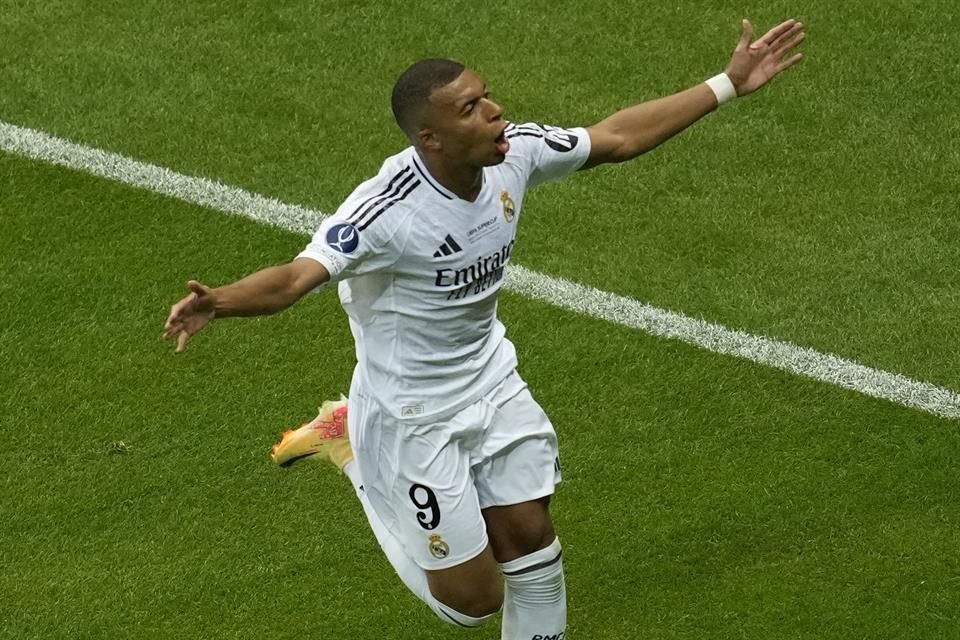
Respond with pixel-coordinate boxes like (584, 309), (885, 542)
(494, 126), (510, 155)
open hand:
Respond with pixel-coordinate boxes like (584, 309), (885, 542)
(725, 19), (805, 96)
(163, 280), (216, 353)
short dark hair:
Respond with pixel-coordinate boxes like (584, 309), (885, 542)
(391, 58), (465, 137)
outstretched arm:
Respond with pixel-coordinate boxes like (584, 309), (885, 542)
(162, 257), (329, 353)
(581, 19), (805, 170)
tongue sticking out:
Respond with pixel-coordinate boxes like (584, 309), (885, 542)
(495, 133), (510, 155)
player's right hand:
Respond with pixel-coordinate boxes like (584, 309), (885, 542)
(163, 280), (217, 353)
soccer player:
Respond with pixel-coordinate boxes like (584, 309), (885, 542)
(164, 18), (804, 638)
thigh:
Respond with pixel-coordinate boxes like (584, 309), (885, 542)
(473, 373), (562, 510)
(352, 389), (490, 571)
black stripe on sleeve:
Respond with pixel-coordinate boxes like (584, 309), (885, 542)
(346, 167), (413, 223)
(509, 123), (543, 133)
(350, 171), (417, 227)
(356, 180), (421, 232)
(506, 123), (548, 140)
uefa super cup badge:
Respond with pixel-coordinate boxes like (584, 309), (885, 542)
(428, 534), (450, 559)
(500, 190), (515, 223)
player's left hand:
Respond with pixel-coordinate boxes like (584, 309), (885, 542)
(724, 18), (805, 97)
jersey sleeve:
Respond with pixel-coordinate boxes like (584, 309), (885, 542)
(506, 123), (592, 188)
(297, 193), (406, 283)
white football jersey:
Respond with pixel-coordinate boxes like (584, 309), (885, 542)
(298, 123), (591, 422)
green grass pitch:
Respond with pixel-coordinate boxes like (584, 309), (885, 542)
(2, 1), (959, 638)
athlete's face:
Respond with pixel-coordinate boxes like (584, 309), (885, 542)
(418, 69), (510, 167)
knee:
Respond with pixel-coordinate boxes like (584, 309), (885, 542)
(507, 529), (555, 562)
(490, 521), (556, 563)
(460, 589), (504, 619)
(485, 497), (556, 563)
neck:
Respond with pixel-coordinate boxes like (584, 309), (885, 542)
(417, 150), (483, 201)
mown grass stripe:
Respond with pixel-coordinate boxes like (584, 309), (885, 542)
(3, 119), (958, 419)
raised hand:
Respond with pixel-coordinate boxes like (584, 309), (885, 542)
(163, 280), (217, 353)
(725, 19), (805, 97)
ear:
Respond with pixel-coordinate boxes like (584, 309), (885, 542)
(415, 129), (440, 151)
(417, 128), (441, 151)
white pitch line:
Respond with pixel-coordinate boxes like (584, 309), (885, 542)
(3, 119), (959, 419)
(0, 121), (325, 237)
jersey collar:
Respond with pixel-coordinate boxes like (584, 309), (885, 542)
(411, 151), (486, 202)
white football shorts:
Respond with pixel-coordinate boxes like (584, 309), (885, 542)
(348, 370), (561, 570)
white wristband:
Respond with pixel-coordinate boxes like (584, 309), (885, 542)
(706, 73), (737, 105)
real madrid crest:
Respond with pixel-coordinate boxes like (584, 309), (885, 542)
(500, 190), (516, 223)
(428, 534), (450, 560)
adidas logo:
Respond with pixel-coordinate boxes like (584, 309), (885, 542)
(433, 234), (463, 258)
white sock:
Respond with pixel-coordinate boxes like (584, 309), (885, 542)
(343, 460), (492, 628)
(499, 537), (566, 640)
